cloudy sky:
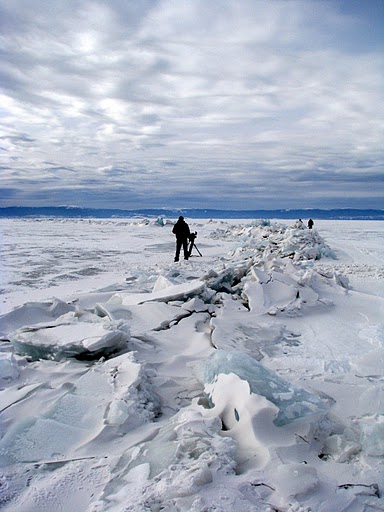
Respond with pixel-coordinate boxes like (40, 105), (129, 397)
(1, 0), (383, 210)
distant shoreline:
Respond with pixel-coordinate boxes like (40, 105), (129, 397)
(0, 206), (383, 220)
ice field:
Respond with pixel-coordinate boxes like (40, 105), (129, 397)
(0, 216), (383, 511)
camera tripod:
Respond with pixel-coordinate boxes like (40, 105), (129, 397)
(188, 232), (202, 257)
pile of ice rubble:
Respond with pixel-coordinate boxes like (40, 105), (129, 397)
(0, 220), (382, 512)
(210, 219), (336, 262)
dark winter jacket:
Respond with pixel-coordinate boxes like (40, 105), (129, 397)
(172, 218), (190, 240)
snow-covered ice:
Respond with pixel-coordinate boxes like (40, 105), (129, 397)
(203, 350), (330, 426)
(0, 216), (383, 511)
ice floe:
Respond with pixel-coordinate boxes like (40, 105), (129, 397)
(0, 217), (383, 512)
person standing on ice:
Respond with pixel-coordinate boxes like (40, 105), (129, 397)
(172, 216), (190, 261)
(308, 218), (314, 229)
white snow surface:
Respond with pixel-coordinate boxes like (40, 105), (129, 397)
(0, 217), (383, 512)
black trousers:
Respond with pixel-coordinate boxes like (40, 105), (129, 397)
(175, 237), (189, 261)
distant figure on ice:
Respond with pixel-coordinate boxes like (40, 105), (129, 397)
(172, 216), (190, 261)
(308, 218), (314, 229)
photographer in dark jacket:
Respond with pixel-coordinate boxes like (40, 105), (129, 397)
(172, 216), (190, 261)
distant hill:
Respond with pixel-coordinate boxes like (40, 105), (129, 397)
(0, 206), (383, 220)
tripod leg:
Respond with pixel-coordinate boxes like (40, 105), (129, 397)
(188, 241), (194, 258)
(194, 244), (202, 257)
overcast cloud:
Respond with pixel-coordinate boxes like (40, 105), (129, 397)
(0, 0), (383, 209)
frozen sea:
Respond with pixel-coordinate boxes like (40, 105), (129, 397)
(0, 216), (383, 512)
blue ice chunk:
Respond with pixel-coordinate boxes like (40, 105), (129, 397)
(155, 216), (167, 226)
(204, 350), (330, 426)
